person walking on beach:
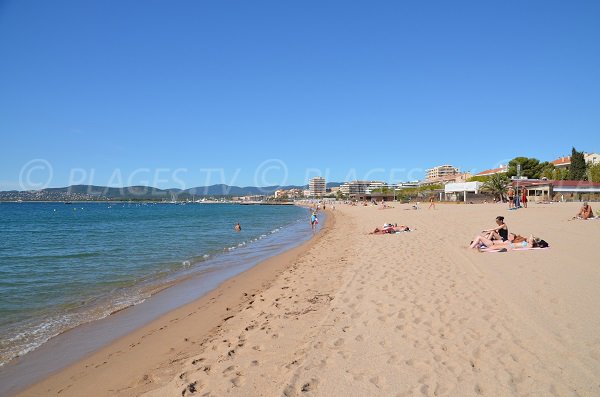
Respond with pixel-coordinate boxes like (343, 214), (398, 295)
(428, 196), (436, 210)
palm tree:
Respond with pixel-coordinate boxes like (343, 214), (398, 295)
(481, 173), (510, 202)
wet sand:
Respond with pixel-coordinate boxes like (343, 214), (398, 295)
(15, 202), (600, 396)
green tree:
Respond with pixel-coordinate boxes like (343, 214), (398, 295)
(481, 173), (510, 201)
(541, 166), (568, 180)
(588, 163), (600, 183)
(507, 157), (551, 179)
(568, 147), (587, 180)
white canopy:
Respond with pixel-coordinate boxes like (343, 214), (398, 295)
(444, 182), (482, 194)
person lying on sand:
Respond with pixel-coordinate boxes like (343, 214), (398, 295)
(469, 233), (547, 250)
(481, 216), (508, 241)
(574, 202), (594, 220)
(370, 224), (411, 234)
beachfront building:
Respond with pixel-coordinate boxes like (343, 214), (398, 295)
(587, 153), (600, 165)
(274, 188), (303, 199)
(444, 182), (483, 202)
(339, 180), (385, 200)
(518, 180), (600, 202)
(475, 164), (508, 177)
(551, 152), (600, 169)
(421, 172), (472, 186)
(287, 188), (304, 198)
(365, 181), (388, 193)
(551, 156), (571, 169)
(240, 195), (266, 202)
(308, 177), (326, 198)
(426, 165), (460, 181)
(396, 181), (420, 189)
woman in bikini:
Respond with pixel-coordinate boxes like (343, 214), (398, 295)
(481, 216), (508, 241)
(370, 224), (411, 234)
(469, 233), (536, 250)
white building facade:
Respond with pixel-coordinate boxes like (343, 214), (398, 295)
(309, 177), (326, 197)
(426, 165), (460, 181)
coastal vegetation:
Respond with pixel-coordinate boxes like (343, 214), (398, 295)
(569, 147), (587, 180)
(506, 157), (555, 179)
(471, 148), (593, 183)
(588, 163), (600, 183)
(480, 174), (510, 201)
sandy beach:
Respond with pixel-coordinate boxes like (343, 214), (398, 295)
(14, 202), (600, 397)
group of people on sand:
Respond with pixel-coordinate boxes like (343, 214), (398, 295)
(507, 187), (528, 209)
(469, 215), (549, 251)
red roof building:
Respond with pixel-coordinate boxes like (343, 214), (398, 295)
(475, 165), (508, 176)
(551, 156), (571, 168)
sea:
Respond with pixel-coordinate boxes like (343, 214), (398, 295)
(0, 201), (315, 370)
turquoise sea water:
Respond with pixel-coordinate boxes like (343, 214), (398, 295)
(0, 202), (310, 367)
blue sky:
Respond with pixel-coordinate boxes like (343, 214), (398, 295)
(1, 0), (599, 190)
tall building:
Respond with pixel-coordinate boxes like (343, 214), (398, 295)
(426, 165), (460, 180)
(309, 177), (326, 197)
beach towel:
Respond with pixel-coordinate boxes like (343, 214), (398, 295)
(481, 247), (550, 253)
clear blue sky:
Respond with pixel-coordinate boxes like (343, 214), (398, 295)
(1, 0), (599, 190)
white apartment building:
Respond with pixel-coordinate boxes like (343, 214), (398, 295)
(426, 165), (460, 180)
(309, 177), (326, 197)
(339, 181), (386, 198)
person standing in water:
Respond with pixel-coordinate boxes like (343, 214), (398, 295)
(234, 222), (241, 232)
(310, 211), (318, 231)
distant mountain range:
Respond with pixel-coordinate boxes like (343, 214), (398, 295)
(0, 183), (344, 201)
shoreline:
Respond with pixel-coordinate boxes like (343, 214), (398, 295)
(6, 202), (600, 396)
(1, 207), (329, 397)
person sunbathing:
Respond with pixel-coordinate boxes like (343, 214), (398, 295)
(469, 233), (538, 250)
(481, 216), (508, 241)
(370, 224), (411, 234)
(574, 202), (594, 220)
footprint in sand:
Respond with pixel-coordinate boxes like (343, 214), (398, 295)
(370, 375), (384, 389)
(301, 378), (319, 392)
(228, 374), (244, 387)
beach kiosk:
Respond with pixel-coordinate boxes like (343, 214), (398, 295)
(444, 182), (482, 202)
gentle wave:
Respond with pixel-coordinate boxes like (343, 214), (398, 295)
(0, 202), (311, 367)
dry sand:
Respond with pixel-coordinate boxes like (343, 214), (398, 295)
(16, 202), (600, 397)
